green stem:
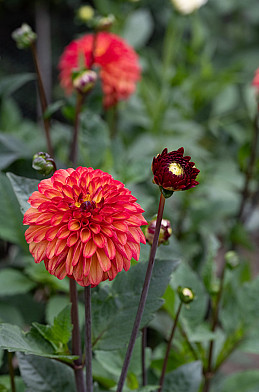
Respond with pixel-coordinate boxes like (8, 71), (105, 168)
(116, 193), (166, 392)
(237, 111), (259, 222)
(158, 302), (183, 392)
(30, 41), (54, 157)
(7, 352), (16, 392)
(69, 278), (86, 392)
(69, 93), (84, 167)
(202, 260), (227, 392)
(84, 286), (93, 392)
(141, 327), (147, 386)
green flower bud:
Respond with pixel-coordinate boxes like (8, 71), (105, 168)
(72, 70), (97, 95)
(12, 23), (37, 49)
(32, 152), (55, 176)
(95, 14), (115, 31)
(225, 250), (240, 270)
(177, 286), (195, 304)
(77, 5), (95, 23)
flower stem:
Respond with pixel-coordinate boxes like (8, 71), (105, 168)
(69, 93), (84, 167)
(7, 352), (16, 392)
(237, 111), (259, 222)
(69, 278), (86, 392)
(30, 41), (54, 157)
(158, 302), (183, 392)
(141, 327), (147, 386)
(202, 260), (227, 392)
(116, 193), (166, 392)
(84, 286), (93, 392)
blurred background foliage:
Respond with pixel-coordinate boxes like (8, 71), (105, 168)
(1, 0), (259, 391)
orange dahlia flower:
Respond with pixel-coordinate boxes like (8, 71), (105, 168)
(23, 167), (147, 287)
(58, 32), (141, 108)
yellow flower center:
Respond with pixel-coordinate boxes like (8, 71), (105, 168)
(168, 162), (184, 176)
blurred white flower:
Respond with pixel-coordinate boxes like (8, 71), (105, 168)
(171, 0), (208, 14)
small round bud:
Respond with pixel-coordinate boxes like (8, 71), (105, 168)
(145, 217), (172, 246)
(72, 70), (97, 95)
(32, 152), (55, 176)
(225, 250), (240, 270)
(12, 23), (37, 49)
(77, 5), (95, 23)
(177, 286), (195, 304)
(95, 14), (115, 31)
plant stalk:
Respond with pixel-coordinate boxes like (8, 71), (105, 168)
(69, 278), (86, 392)
(116, 193), (166, 392)
(69, 93), (84, 167)
(158, 302), (183, 392)
(84, 286), (93, 392)
(202, 260), (227, 392)
(7, 351), (16, 392)
(30, 41), (54, 157)
(141, 327), (147, 386)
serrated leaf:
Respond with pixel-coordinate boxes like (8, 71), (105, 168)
(7, 172), (39, 215)
(92, 259), (179, 351)
(0, 323), (75, 361)
(163, 361), (202, 392)
(0, 269), (35, 296)
(0, 172), (25, 246)
(17, 353), (76, 392)
(33, 305), (72, 350)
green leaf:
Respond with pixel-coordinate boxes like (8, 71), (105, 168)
(17, 353), (76, 392)
(92, 259), (179, 351)
(0, 73), (35, 97)
(0, 172), (25, 246)
(0, 133), (30, 169)
(0, 269), (35, 296)
(122, 9), (154, 49)
(0, 323), (75, 361)
(0, 375), (25, 392)
(7, 172), (39, 215)
(163, 361), (202, 392)
(219, 370), (259, 392)
(33, 305), (72, 350)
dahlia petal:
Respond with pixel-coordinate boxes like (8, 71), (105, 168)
(96, 248), (111, 272)
(107, 264), (118, 280)
(93, 233), (106, 248)
(57, 225), (70, 239)
(54, 238), (67, 256)
(104, 237), (116, 259)
(89, 223), (101, 234)
(83, 257), (91, 276)
(67, 232), (79, 247)
(46, 239), (58, 259)
(127, 242), (140, 260)
(100, 225), (113, 237)
(65, 247), (74, 275)
(45, 226), (61, 241)
(23, 209), (42, 225)
(80, 228), (91, 243)
(33, 226), (49, 243)
(88, 254), (104, 285)
(116, 232), (127, 246)
(68, 219), (81, 231)
(72, 242), (83, 267)
(33, 241), (48, 262)
(112, 221), (128, 232)
(54, 261), (67, 280)
(51, 213), (64, 226)
(62, 185), (74, 199)
(44, 189), (61, 199)
(83, 240), (97, 258)
(29, 192), (49, 207)
(113, 252), (124, 272)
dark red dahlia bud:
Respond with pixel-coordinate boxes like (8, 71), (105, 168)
(152, 147), (200, 197)
(145, 217), (172, 246)
(32, 152), (56, 175)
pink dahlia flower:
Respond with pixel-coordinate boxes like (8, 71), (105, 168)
(58, 32), (141, 108)
(23, 167), (146, 287)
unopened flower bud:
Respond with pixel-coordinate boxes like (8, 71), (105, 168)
(73, 70), (97, 95)
(225, 250), (240, 270)
(32, 152), (55, 176)
(77, 5), (95, 23)
(177, 286), (195, 304)
(95, 14), (115, 31)
(145, 218), (172, 246)
(12, 23), (37, 49)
